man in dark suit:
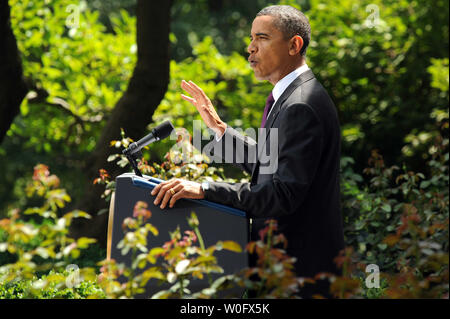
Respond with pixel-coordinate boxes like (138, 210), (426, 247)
(151, 5), (344, 298)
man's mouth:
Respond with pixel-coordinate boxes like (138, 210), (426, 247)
(248, 58), (258, 67)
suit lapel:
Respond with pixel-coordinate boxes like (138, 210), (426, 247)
(251, 69), (316, 181)
(264, 69), (315, 131)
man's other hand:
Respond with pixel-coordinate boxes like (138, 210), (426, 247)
(150, 178), (205, 209)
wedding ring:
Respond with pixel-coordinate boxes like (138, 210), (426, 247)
(170, 188), (175, 195)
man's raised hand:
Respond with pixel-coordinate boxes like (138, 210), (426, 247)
(180, 80), (226, 136)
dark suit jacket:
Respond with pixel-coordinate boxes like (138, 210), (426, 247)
(203, 69), (344, 290)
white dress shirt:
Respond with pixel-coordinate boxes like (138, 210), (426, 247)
(269, 63), (309, 118)
(216, 63), (310, 141)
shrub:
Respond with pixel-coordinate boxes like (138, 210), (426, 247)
(98, 204), (242, 299)
(0, 164), (100, 298)
(337, 114), (448, 298)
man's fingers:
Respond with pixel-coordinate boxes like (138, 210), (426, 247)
(181, 94), (196, 104)
(159, 187), (174, 209)
(182, 94), (207, 115)
(151, 182), (162, 196)
(152, 179), (177, 205)
(188, 80), (208, 100)
(188, 80), (202, 92)
(150, 180), (204, 209)
(162, 183), (184, 209)
(181, 80), (213, 112)
(169, 193), (181, 208)
(181, 80), (200, 100)
(184, 80), (208, 103)
(152, 183), (166, 205)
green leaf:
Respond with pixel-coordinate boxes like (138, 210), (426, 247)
(77, 237), (97, 249)
(355, 220), (366, 230)
(147, 247), (164, 264)
(133, 253), (148, 269)
(107, 154), (119, 162)
(141, 267), (165, 286)
(70, 248), (81, 259)
(34, 247), (50, 259)
(420, 180), (431, 189)
(217, 240), (242, 253)
(381, 204), (391, 213)
(145, 223), (159, 236)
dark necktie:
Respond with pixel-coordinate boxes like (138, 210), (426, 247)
(261, 92), (275, 128)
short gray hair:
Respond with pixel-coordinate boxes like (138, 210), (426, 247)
(256, 5), (311, 57)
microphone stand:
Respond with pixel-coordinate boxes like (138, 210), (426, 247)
(122, 148), (143, 177)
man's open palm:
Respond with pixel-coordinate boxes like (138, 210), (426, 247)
(180, 80), (226, 136)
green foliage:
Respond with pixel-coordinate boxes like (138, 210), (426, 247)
(1, 152), (448, 298)
(402, 63), (449, 160)
(148, 211), (242, 299)
(1, 0), (137, 214)
(9, 0), (136, 152)
(0, 271), (105, 299)
(169, 0), (286, 60)
(338, 114), (448, 298)
(341, 113), (448, 273)
(1, 0), (448, 299)
(154, 0), (450, 178)
(237, 220), (305, 298)
(0, 164), (101, 298)
(3, 0), (448, 215)
(304, 0), (448, 173)
(151, 36), (271, 163)
(97, 201), (161, 298)
(428, 58), (449, 93)
(94, 128), (247, 204)
(98, 207), (243, 299)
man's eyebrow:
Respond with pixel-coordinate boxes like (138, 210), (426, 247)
(250, 32), (270, 38)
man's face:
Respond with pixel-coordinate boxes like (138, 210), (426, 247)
(247, 15), (292, 85)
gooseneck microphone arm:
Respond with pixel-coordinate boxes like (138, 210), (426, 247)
(122, 121), (175, 176)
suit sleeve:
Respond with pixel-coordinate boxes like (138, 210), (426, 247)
(203, 125), (258, 174)
(204, 103), (324, 219)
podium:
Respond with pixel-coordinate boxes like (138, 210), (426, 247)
(107, 173), (249, 298)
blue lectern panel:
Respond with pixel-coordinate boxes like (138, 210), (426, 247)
(109, 173), (248, 298)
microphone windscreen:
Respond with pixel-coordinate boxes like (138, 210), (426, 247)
(155, 121), (175, 140)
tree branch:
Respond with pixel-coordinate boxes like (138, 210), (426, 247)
(26, 89), (103, 126)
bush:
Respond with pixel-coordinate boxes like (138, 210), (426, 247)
(0, 164), (100, 298)
(0, 271), (105, 299)
(98, 204), (243, 299)
(1, 113), (448, 299)
(338, 114), (448, 298)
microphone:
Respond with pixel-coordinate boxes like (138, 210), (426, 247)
(123, 120), (175, 155)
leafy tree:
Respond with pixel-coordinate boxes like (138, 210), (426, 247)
(1, 0), (174, 244)
(74, 0), (173, 240)
(303, 0), (448, 174)
(1, 0), (138, 213)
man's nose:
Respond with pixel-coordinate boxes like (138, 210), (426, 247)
(247, 40), (257, 54)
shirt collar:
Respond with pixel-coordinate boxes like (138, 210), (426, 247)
(272, 64), (310, 102)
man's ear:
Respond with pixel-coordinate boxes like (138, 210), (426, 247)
(289, 35), (303, 56)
